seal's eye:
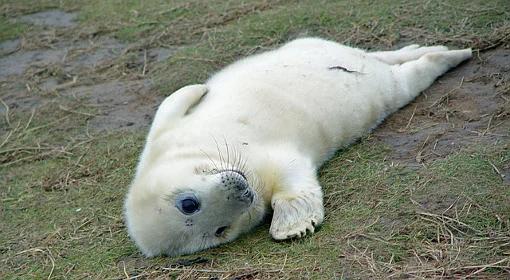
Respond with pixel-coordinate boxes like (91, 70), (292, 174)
(181, 198), (199, 214)
(176, 194), (200, 215)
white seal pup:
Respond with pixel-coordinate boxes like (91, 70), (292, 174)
(124, 38), (472, 257)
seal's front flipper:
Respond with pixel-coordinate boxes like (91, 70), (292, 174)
(147, 84), (208, 142)
(268, 154), (324, 240)
(270, 191), (324, 239)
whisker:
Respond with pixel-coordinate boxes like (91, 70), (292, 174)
(212, 137), (225, 171)
(210, 137), (254, 192)
(239, 155), (248, 175)
(200, 149), (219, 172)
(232, 145), (239, 171)
(236, 148), (243, 172)
(223, 137), (231, 171)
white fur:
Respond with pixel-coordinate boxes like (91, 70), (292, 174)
(125, 37), (472, 256)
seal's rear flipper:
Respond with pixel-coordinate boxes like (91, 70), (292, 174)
(368, 45), (449, 65)
(389, 49), (472, 111)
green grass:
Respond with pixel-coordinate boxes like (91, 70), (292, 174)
(0, 0), (509, 279)
(0, 16), (26, 41)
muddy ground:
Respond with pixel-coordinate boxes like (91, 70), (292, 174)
(0, 10), (172, 133)
(375, 48), (510, 176)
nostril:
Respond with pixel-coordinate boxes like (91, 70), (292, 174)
(242, 190), (254, 203)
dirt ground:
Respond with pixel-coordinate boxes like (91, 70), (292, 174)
(0, 10), (172, 133)
(375, 48), (510, 174)
(1, 7), (509, 279)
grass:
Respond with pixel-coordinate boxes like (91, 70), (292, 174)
(2, 131), (507, 278)
(0, 16), (26, 41)
(1, 0), (509, 279)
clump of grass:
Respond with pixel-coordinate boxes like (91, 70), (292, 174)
(0, 16), (26, 42)
(0, 99), (98, 168)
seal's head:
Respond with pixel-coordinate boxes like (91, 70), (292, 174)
(124, 159), (260, 257)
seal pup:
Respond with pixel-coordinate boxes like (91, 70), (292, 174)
(124, 38), (472, 257)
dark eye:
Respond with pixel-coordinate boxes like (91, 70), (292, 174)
(176, 194), (200, 215)
(181, 198), (199, 213)
(215, 226), (228, 237)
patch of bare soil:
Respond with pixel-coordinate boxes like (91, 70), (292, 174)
(374, 48), (510, 176)
(17, 10), (78, 28)
(0, 10), (174, 132)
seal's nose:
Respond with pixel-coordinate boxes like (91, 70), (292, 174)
(219, 170), (253, 203)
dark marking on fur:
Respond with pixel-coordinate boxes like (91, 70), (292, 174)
(328, 65), (364, 74)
